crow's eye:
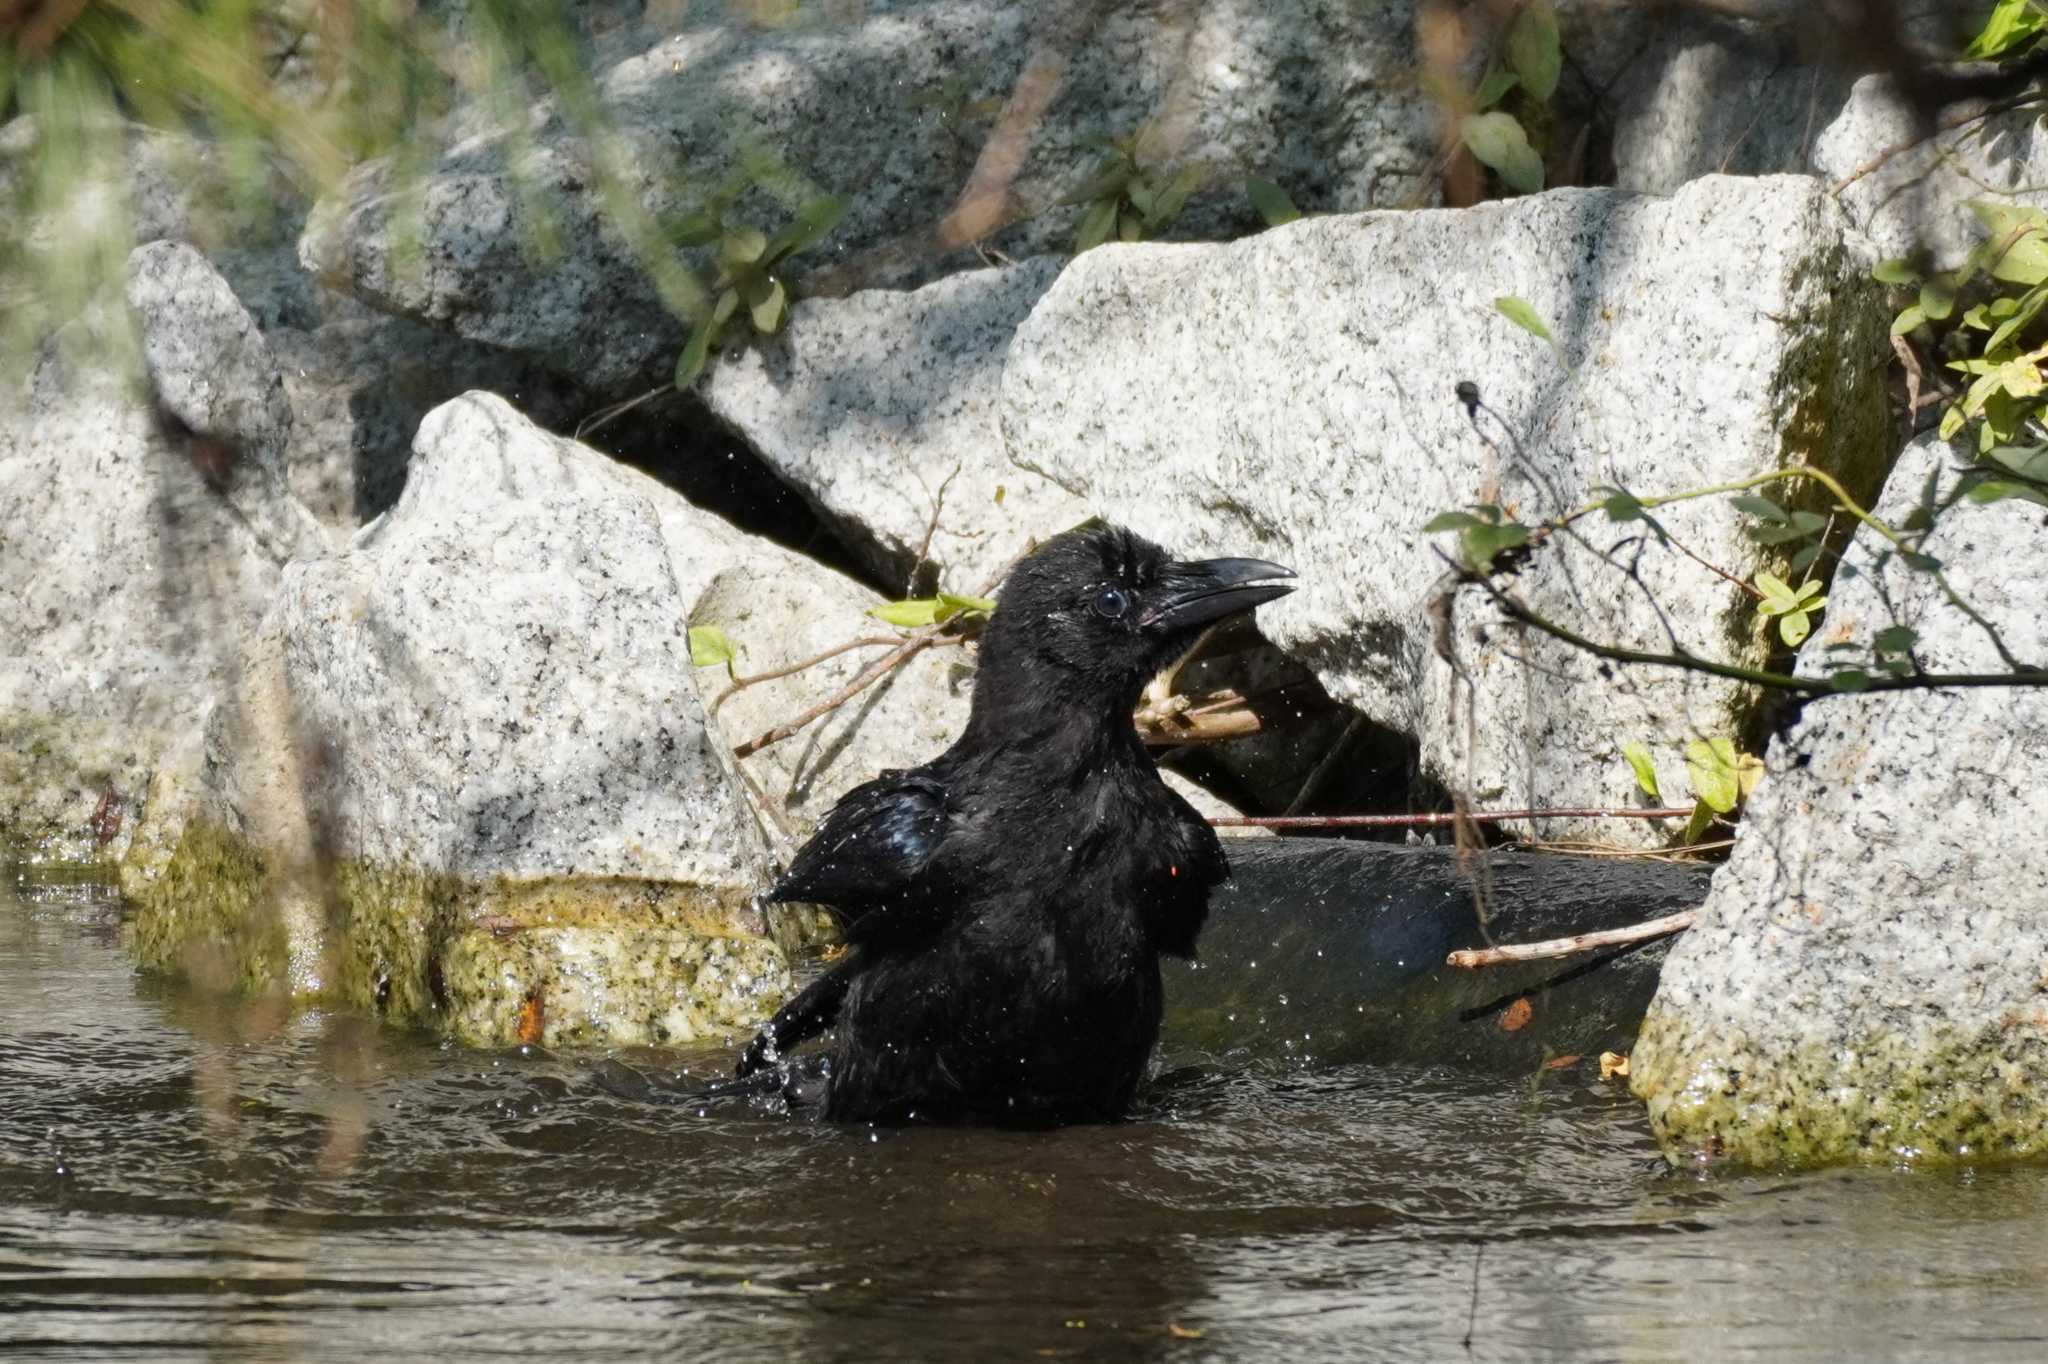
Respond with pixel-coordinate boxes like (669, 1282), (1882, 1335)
(1091, 585), (1131, 619)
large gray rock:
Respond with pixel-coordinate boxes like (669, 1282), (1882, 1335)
(0, 245), (321, 871)
(1001, 175), (1895, 845)
(1631, 434), (2048, 1167)
(136, 392), (818, 1044)
(703, 256), (1081, 591)
(300, 0), (1437, 391)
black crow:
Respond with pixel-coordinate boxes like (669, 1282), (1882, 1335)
(736, 523), (1295, 1124)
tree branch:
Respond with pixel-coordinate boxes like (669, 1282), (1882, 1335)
(1445, 910), (1697, 968)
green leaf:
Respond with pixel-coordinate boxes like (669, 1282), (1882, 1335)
(1600, 488), (1644, 523)
(762, 193), (847, 264)
(1144, 165), (1202, 227)
(1981, 287), (2047, 352)
(1504, 1), (1562, 102)
(934, 591), (997, 622)
(1965, 0), (2048, 58)
(1731, 494), (1789, 522)
(1460, 521), (1530, 572)
(746, 275), (787, 333)
(1118, 206), (1146, 242)
(1060, 159), (1136, 207)
(1890, 303), (1928, 336)
(1967, 478), (2048, 507)
(1074, 196), (1119, 253)
(713, 287), (740, 326)
(1493, 294), (1555, 346)
(1475, 69), (1520, 110)
(687, 624), (736, 669)
(1871, 258), (1921, 286)
(1247, 175), (1303, 228)
(1972, 201), (2048, 284)
(1985, 443), (2048, 480)
(1918, 278), (1956, 322)
(1829, 668), (1873, 692)
(1460, 112), (1544, 194)
(673, 315), (718, 389)
(1683, 738), (1743, 814)
(1682, 799), (1716, 846)
(1423, 510), (1487, 532)
(1621, 741), (1661, 800)
(868, 598), (944, 628)
(721, 226), (768, 266)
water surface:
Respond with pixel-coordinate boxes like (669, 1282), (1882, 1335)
(4, 880), (2045, 1361)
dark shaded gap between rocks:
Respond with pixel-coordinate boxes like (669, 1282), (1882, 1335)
(579, 389), (877, 588)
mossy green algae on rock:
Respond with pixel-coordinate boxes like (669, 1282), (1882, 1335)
(1632, 1005), (2048, 1168)
(127, 819), (802, 1047)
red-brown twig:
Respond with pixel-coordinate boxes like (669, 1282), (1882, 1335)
(1206, 806), (1693, 830)
(1445, 910), (1698, 968)
(733, 632), (960, 758)
(710, 635), (903, 715)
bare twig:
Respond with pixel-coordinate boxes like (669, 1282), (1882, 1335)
(1207, 806), (1694, 830)
(575, 382), (668, 440)
(1828, 90), (2045, 197)
(1284, 714), (1364, 816)
(710, 635), (903, 715)
(1446, 910), (1698, 968)
(906, 463), (961, 595)
(733, 630), (963, 758)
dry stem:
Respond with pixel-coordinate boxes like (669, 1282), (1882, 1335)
(1445, 910), (1698, 968)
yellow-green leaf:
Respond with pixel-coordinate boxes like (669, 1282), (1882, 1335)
(1683, 738), (1743, 814)
(1621, 741), (1661, 800)
(688, 624), (736, 668)
(868, 598), (944, 628)
(1460, 112), (1544, 194)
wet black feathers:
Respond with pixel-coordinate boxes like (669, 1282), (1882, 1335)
(736, 523), (1294, 1125)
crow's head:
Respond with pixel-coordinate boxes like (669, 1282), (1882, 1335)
(976, 523), (1295, 717)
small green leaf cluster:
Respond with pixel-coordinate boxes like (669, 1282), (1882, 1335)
(1457, 1), (1561, 196)
(1423, 504), (1531, 573)
(688, 624), (739, 679)
(1064, 133), (1203, 254)
(866, 593), (996, 629)
(1622, 737), (1761, 845)
(1965, 0), (2048, 59)
(1880, 202), (2048, 510)
(671, 178), (847, 388)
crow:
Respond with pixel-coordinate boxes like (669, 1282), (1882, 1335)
(734, 523), (1295, 1125)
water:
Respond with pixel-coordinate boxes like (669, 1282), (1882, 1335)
(4, 881), (2046, 1362)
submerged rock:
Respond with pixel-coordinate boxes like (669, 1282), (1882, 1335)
(1002, 175), (1894, 846)
(1166, 838), (1709, 1072)
(1631, 436), (2048, 1167)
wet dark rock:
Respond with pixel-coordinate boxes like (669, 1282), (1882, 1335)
(1165, 838), (1711, 1073)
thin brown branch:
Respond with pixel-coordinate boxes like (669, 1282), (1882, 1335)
(906, 463), (961, 595)
(1207, 807), (1694, 830)
(1828, 90), (2044, 197)
(710, 635), (902, 715)
(733, 631), (964, 759)
(1446, 910), (1698, 968)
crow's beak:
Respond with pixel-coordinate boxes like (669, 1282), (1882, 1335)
(1139, 557), (1297, 632)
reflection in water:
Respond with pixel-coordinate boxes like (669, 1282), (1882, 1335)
(3, 880), (2046, 1362)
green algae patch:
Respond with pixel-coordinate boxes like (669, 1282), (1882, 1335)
(1631, 1005), (2048, 1168)
(125, 818), (800, 1047)
(440, 921), (790, 1048)
(126, 819), (291, 996)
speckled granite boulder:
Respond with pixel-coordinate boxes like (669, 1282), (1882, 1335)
(1606, 9), (2041, 268)
(703, 256), (1081, 592)
(131, 392), (825, 1046)
(1001, 175), (1893, 847)
(0, 247), (317, 873)
(301, 0), (1437, 391)
(1631, 435), (2048, 1167)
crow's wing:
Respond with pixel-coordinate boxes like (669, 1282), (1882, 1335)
(767, 769), (949, 937)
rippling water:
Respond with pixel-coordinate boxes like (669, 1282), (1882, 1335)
(4, 880), (2045, 1362)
